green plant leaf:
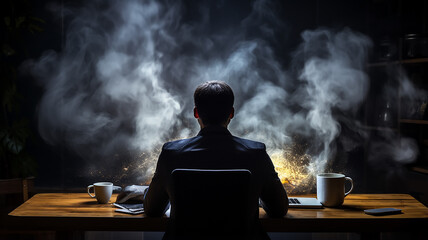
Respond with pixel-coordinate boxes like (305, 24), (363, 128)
(0, 129), (6, 141)
(12, 120), (30, 142)
(1, 133), (24, 154)
(0, 120), (30, 155)
(2, 44), (16, 56)
(1, 82), (18, 112)
(10, 152), (37, 178)
(28, 16), (45, 24)
(28, 23), (43, 33)
(16, 16), (26, 28)
(4, 17), (11, 27)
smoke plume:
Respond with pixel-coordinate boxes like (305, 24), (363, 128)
(24, 0), (421, 191)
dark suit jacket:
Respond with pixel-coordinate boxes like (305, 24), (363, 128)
(144, 126), (288, 239)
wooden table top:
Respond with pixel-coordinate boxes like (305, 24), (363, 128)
(7, 193), (428, 232)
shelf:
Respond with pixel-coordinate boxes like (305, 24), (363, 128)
(410, 166), (428, 175)
(401, 58), (428, 64)
(368, 58), (428, 67)
(362, 125), (398, 131)
(368, 61), (400, 67)
(399, 119), (428, 125)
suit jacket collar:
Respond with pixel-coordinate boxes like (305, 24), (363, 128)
(197, 126), (232, 136)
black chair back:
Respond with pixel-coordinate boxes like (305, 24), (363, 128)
(169, 168), (256, 239)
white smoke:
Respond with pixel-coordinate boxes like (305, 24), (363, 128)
(367, 64), (425, 169)
(291, 29), (372, 173)
(368, 129), (419, 178)
(24, 0), (421, 189)
(28, 0), (184, 158)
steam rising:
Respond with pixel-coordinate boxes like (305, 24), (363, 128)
(368, 64), (424, 169)
(292, 29), (371, 173)
(25, 0), (422, 190)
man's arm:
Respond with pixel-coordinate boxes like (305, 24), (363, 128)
(143, 147), (170, 217)
(259, 150), (289, 217)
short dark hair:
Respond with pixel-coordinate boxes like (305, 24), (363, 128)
(194, 81), (234, 126)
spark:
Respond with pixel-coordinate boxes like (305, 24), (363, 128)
(270, 144), (315, 194)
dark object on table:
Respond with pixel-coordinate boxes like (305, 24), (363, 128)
(364, 208), (402, 216)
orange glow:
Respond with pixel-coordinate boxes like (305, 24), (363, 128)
(121, 144), (316, 193)
(270, 147), (314, 194)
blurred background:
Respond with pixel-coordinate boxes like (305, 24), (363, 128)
(1, 0), (428, 239)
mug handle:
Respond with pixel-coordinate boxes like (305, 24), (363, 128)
(113, 186), (122, 191)
(344, 177), (354, 197)
(87, 185), (95, 198)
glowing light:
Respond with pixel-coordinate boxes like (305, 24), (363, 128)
(269, 145), (315, 194)
(124, 143), (317, 194)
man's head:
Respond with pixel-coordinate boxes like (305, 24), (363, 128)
(194, 81), (234, 127)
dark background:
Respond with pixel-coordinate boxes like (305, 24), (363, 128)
(2, 0), (428, 205)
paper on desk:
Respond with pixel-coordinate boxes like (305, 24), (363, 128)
(115, 208), (144, 215)
(113, 203), (143, 211)
(113, 202), (171, 217)
(113, 203), (144, 215)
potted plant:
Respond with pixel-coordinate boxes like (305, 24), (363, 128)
(0, 0), (44, 193)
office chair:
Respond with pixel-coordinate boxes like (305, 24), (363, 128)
(169, 168), (259, 240)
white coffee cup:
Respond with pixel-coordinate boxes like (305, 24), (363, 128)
(317, 173), (354, 207)
(87, 182), (121, 204)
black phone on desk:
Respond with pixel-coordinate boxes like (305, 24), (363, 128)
(364, 208), (402, 216)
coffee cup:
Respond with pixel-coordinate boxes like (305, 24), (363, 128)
(317, 173), (353, 207)
(87, 182), (121, 204)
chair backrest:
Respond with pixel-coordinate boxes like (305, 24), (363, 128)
(0, 177), (34, 202)
(169, 169), (256, 239)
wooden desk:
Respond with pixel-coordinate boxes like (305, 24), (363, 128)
(6, 193), (428, 233)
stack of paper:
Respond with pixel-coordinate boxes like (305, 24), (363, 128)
(113, 203), (144, 215)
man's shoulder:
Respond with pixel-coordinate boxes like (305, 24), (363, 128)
(162, 136), (200, 151)
(161, 135), (266, 152)
(232, 136), (266, 151)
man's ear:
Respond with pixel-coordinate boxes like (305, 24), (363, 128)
(229, 107), (235, 119)
(194, 107), (199, 119)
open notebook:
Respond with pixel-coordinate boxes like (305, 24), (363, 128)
(259, 197), (323, 209)
(288, 197), (323, 208)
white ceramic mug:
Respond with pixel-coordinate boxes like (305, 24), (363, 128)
(87, 182), (121, 204)
(317, 173), (354, 207)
